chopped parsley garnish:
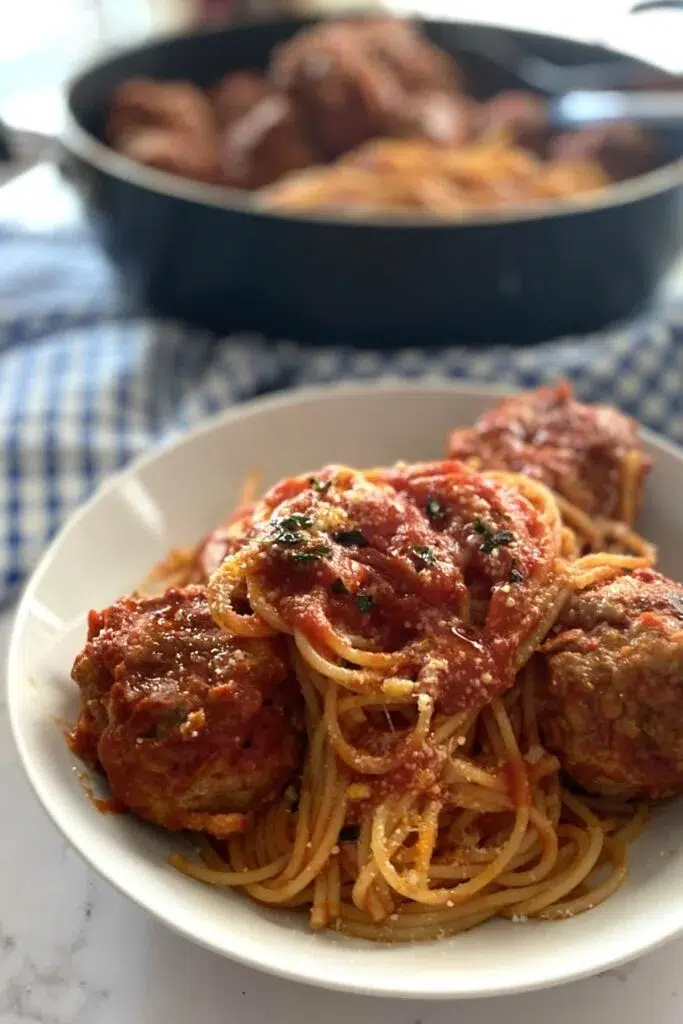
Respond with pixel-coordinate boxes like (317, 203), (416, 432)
(509, 560), (524, 584)
(274, 530), (303, 547)
(356, 593), (375, 614)
(279, 514), (313, 530)
(273, 513), (314, 550)
(309, 477), (331, 495)
(411, 545), (436, 569)
(333, 529), (369, 548)
(480, 530), (515, 555)
(293, 544), (332, 563)
(473, 519), (515, 555)
(330, 578), (349, 596)
(425, 497), (447, 521)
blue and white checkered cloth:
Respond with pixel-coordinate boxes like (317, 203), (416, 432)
(2, 178), (683, 606)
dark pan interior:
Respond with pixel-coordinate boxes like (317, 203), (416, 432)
(69, 16), (683, 169)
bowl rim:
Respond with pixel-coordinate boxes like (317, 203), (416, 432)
(9, 380), (683, 999)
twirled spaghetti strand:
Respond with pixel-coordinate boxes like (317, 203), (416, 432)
(169, 460), (649, 940)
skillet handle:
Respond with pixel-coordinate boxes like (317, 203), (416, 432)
(0, 120), (13, 163)
(630, 1), (683, 11)
(0, 123), (58, 185)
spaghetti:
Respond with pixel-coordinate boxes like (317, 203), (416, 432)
(447, 380), (653, 559)
(261, 137), (609, 217)
(69, 382), (664, 942)
(165, 458), (652, 940)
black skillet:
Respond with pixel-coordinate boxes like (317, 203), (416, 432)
(61, 8), (683, 347)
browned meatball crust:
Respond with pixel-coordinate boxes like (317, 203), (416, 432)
(550, 123), (659, 183)
(538, 569), (683, 799)
(70, 585), (303, 835)
(209, 70), (274, 128)
(220, 93), (319, 189)
(478, 89), (551, 156)
(448, 381), (650, 523)
(107, 78), (222, 183)
(271, 18), (460, 158)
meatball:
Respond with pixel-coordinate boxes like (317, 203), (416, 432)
(107, 78), (222, 183)
(538, 569), (683, 798)
(448, 381), (650, 523)
(209, 70), (274, 129)
(220, 93), (319, 190)
(70, 585), (302, 835)
(549, 123), (659, 183)
(271, 18), (460, 159)
(478, 90), (551, 156)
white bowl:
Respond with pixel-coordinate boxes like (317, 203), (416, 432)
(9, 382), (683, 999)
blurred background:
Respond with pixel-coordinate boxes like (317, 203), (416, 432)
(2, 0), (682, 233)
(2, 0), (682, 145)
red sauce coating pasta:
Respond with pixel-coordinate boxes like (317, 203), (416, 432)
(208, 461), (564, 714)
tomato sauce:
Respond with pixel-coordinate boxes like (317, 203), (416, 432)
(230, 460), (559, 715)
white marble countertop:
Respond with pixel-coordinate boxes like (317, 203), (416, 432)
(1, 595), (683, 1024)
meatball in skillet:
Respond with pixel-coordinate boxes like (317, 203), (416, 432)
(220, 92), (319, 189)
(271, 18), (461, 158)
(210, 70), (274, 129)
(107, 78), (222, 183)
(478, 89), (551, 156)
(550, 123), (659, 183)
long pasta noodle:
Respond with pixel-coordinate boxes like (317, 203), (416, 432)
(163, 460), (652, 941)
